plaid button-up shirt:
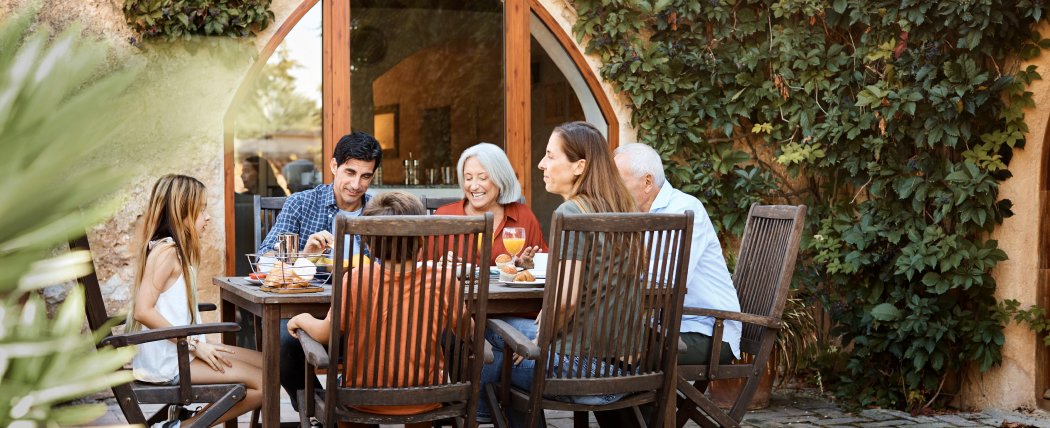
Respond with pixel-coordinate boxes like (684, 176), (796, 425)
(258, 183), (372, 257)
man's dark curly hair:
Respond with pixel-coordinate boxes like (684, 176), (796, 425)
(333, 132), (383, 168)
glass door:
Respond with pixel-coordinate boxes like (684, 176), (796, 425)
(349, 0), (505, 198)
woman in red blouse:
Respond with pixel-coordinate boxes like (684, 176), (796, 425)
(434, 143), (548, 267)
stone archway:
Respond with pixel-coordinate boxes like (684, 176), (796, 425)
(959, 20), (1050, 412)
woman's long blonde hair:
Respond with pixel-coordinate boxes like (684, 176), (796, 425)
(125, 174), (207, 333)
(553, 121), (637, 214)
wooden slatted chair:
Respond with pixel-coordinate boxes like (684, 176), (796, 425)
(485, 211), (695, 428)
(72, 234), (247, 428)
(674, 204), (807, 428)
(253, 195), (288, 252)
(420, 195), (526, 214)
(296, 213), (496, 428)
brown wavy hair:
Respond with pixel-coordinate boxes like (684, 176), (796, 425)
(125, 175), (207, 333)
(553, 121), (637, 214)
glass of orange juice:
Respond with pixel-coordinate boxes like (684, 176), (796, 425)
(503, 227), (526, 257)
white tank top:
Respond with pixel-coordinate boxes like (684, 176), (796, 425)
(132, 238), (205, 383)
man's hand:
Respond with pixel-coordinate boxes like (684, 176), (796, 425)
(192, 342), (235, 373)
(513, 247), (541, 269)
(303, 231), (335, 254)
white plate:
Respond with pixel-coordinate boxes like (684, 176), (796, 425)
(502, 280), (545, 288)
(245, 277), (263, 285)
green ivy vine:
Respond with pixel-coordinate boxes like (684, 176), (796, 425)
(123, 0), (274, 44)
(571, 0), (1050, 410)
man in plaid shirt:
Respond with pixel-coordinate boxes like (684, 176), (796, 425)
(271, 132), (382, 413)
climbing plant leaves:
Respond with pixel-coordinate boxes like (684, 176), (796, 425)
(572, 0), (1050, 410)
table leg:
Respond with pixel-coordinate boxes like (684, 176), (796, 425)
(221, 297), (237, 428)
(262, 305), (280, 428)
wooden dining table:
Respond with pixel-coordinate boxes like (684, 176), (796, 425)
(214, 276), (544, 428)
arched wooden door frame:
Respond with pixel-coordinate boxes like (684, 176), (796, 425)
(222, 0), (322, 275)
(224, 0), (620, 275)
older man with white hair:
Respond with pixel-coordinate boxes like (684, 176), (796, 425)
(613, 143), (741, 366)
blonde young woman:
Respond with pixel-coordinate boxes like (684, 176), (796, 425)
(126, 175), (263, 428)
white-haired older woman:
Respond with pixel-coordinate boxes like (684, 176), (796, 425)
(434, 143), (548, 267)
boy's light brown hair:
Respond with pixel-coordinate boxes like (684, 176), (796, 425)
(361, 191), (426, 263)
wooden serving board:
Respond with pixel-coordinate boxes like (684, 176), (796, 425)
(260, 285), (325, 294)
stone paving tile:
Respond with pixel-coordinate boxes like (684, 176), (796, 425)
(933, 414), (979, 426)
(775, 407), (819, 416)
(857, 409), (905, 421)
(813, 417), (869, 426)
(78, 387), (1050, 428)
(758, 415), (823, 424)
(857, 420), (917, 427)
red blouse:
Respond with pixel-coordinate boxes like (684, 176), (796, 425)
(434, 200), (549, 266)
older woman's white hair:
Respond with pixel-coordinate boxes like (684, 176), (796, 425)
(457, 143), (522, 205)
(614, 143), (666, 188)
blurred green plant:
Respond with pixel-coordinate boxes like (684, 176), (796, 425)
(0, 4), (142, 427)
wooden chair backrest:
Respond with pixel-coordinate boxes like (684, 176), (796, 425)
(326, 213), (494, 421)
(420, 195), (526, 214)
(535, 211), (693, 397)
(253, 196), (287, 252)
(70, 235), (114, 333)
(732, 204), (807, 355)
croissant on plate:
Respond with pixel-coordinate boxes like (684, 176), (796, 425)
(513, 270), (535, 282)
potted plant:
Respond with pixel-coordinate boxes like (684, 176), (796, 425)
(708, 285), (820, 409)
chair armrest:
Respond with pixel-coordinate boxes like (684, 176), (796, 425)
(678, 337), (688, 354)
(682, 307), (783, 329)
(483, 338), (494, 364)
(198, 303), (217, 312)
(486, 319), (539, 360)
(297, 329), (329, 370)
(102, 323), (241, 347)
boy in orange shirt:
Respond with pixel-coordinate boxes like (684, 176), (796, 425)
(288, 191), (468, 427)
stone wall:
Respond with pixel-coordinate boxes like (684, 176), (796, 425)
(957, 20), (1050, 412)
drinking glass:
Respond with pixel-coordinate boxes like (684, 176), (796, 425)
(503, 227), (526, 257)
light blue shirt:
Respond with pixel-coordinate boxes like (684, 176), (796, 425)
(648, 181), (741, 358)
(336, 208), (363, 257)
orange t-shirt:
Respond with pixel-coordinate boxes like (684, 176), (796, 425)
(433, 200), (549, 266)
(335, 263), (462, 415)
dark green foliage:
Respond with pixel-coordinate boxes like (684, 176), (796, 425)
(123, 0), (274, 43)
(570, 0), (1049, 410)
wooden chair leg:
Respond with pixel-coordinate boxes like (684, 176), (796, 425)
(113, 383), (148, 425)
(574, 411), (588, 428)
(182, 385), (246, 428)
(249, 409), (260, 428)
(485, 384), (510, 428)
(676, 376), (738, 428)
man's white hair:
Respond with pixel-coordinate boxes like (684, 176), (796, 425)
(457, 143), (522, 205)
(614, 143), (666, 188)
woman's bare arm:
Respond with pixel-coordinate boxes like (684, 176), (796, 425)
(133, 245), (183, 342)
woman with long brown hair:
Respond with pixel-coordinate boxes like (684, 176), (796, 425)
(477, 122), (638, 425)
(126, 174), (262, 428)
